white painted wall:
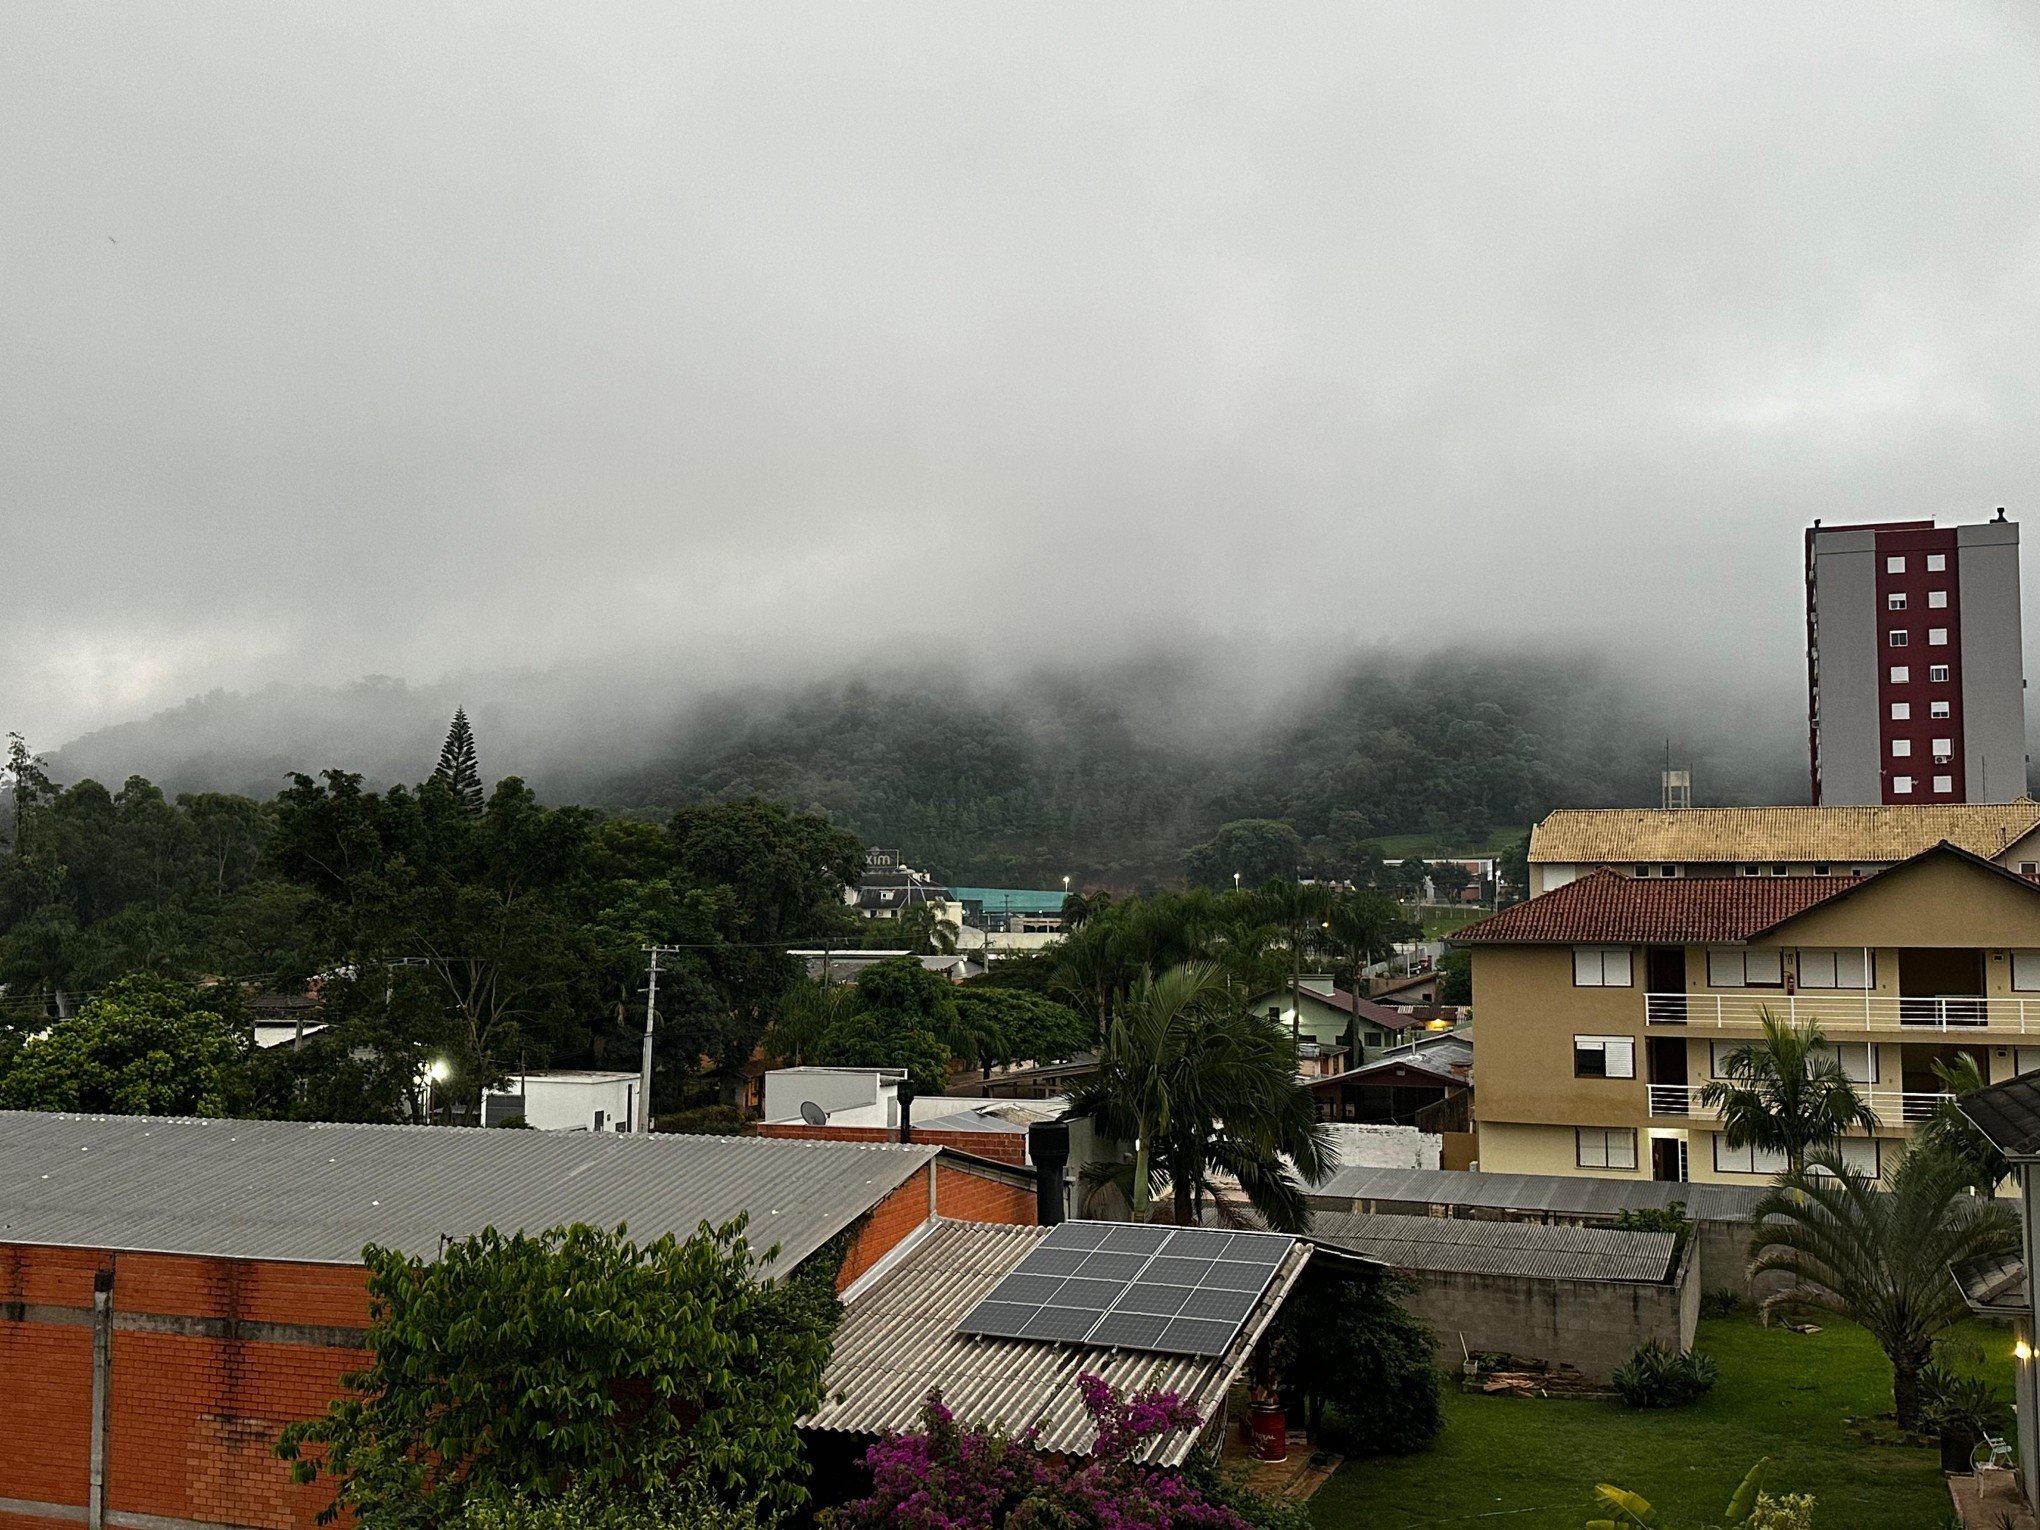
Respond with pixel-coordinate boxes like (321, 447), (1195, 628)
(762, 1066), (905, 1127)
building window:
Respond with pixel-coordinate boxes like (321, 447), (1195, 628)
(1740, 864), (1761, 876)
(1929, 590), (1948, 609)
(1891, 739), (1911, 757)
(1891, 702), (1911, 721)
(1574, 1034), (1636, 1079)
(2018, 1046), (2040, 1075)
(1813, 863), (1830, 875)
(1933, 775), (1954, 793)
(1891, 666), (1910, 683)
(1887, 555), (1906, 573)
(1797, 948), (1872, 990)
(1660, 865), (1676, 877)
(1931, 701), (1951, 719)
(1634, 864), (1651, 877)
(1577, 1127), (1638, 1171)
(2023, 863), (2039, 877)
(1573, 946), (1633, 987)
(2013, 953), (2040, 993)
(1930, 665), (1950, 682)
(1927, 553), (1947, 572)
(1714, 1135), (1877, 1176)
(1887, 593), (1907, 610)
(1707, 948), (1783, 987)
(1770, 864), (1788, 875)
(1929, 627), (1948, 646)
(1893, 776), (1914, 794)
(1932, 737), (1952, 756)
(1888, 630), (1909, 647)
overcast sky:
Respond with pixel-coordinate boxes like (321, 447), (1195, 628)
(6, 2), (2040, 746)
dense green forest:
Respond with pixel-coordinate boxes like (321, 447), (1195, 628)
(42, 647), (1807, 889)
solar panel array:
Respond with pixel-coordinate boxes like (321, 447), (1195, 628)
(955, 1221), (1291, 1357)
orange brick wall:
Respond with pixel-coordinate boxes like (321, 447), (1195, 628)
(832, 1159), (1039, 1290)
(754, 1122), (1030, 1166)
(0, 1244), (369, 1530)
(935, 1162), (1038, 1225)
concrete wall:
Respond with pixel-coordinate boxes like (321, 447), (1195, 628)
(1810, 527), (1883, 805)
(1958, 520), (2027, 802)
(1393, 1251), (1693, 1381)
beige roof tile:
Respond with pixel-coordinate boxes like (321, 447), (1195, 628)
(1529, 802), (2040, 865)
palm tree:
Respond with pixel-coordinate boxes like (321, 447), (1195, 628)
(1750, 1143), (2019, 1428)
(1916, 1051), (2010, 1197)
(1066, 961), (1332, 1230)
(1697, 1012), (1878, 1176)
(1322, 890), (1417, 1044)
(1255, 879), (1335, 1045)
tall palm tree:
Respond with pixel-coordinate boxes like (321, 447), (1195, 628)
(1750, 1143), (2019, 1428)
(1255, 879), (1335, 1044)
(1697, 1012), (1878, 1176)
(1916, 1051), (2010, 1197)
(1322, 890), (1417, 1043)
(1066, 961), (1332, 1230)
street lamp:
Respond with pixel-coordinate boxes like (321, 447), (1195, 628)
(1063, 874), (1071, 895)
(1233, 871), (1241, 892)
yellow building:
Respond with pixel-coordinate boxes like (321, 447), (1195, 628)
(1460, 840), (2040, 1185)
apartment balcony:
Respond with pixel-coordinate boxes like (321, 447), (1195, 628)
(1643, 991), (2040, 1034)
(1645, 1082), (1952, 1126)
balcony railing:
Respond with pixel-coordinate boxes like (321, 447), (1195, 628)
(1644, 991), (2040, 1033)
(1646, 1082), (1952, 1125)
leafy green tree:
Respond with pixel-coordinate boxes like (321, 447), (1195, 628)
(1433, 948), (1472, 1007)
(1696, 1013), (1878, 1178)
(433, 708), (486, 815)
(950, 987), (1094, 1068)
(1749, 1145), (2019, 1429)
(1067, 962), (1330, 1229)
(0, 974), (250, 1115)
(454, 1485), (775, 1530)
(1183, 821), (1304, 891)
(1267, 1267), (1440, 1454)
(815, 956), (958, 1089)
(1321, 889), (1413, 1013)
(277, 1219), (838, 1525)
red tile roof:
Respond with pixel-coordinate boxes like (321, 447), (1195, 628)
(1453, 869), (1859, 945)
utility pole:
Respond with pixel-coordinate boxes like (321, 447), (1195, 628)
(638, 946), (663, 1135)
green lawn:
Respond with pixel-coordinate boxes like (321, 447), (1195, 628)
(1310, 1315), (2011, 1529)
(1416, 907), (1488, 940)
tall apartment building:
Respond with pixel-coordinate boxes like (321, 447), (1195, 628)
(1806, 513), (2027, 805)
(1460, 832), (2040, 1185)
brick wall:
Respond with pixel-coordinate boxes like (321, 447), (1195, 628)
(754, 1121), (1029, 1166)
(831, 1159), (1039, 1291)
(0, 1244), (368, 1530)
(934, 1161), (1037, 1225)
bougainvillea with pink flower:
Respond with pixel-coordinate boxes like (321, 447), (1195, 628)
(823, 1375), (1279, 1530)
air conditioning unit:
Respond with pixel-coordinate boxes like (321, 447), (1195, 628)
(1934, 754), (1952, 765)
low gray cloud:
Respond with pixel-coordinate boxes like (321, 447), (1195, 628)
(6, 2), (2039, 746)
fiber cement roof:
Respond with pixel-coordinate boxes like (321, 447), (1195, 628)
(805, 1218), (1317, 1463)
(0, 1111), (939, 1270)
(1306, 1210), (1677, 1284)
(1529, 803), (2040, 866)
(1307, 1164), (1769, 1224)
(1959, 1072), (2040, 1160)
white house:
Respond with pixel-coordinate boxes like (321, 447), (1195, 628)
(481, 1070), (640, 1133)
(761, 1066), (908, 1128)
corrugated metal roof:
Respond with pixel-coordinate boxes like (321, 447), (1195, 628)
(1953, 1250), (2030, 1316)
(1529, 803), (2040, 865)
(1307, 1164), (1768, 1224)
(0, 1112), (939, 1269)
(1306, 1210), (1675, 1283)
(805, 1219), (1313, 1464)
(1960, 1074), (2040, 1160)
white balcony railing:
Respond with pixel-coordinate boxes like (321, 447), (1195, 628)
(1644, 991), (2040, 1033)
(1645, 1082), (1952, 1126)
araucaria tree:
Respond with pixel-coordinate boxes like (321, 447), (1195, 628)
(1697, 1012), (1878, 1176)
(433, 707), (486, 815)
(1749, 1144), (2019, 1429)
(1067, 961), (1330, 1229)
(278, 1218), (838, 1524)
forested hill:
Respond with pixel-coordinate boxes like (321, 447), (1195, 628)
(45, 649), (1805, 888)
(602, 650), (1805, 885)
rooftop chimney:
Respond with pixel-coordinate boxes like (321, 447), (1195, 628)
(1028, 1120), (1070, 1226)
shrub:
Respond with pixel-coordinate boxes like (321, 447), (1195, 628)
(456, 1486), (775, 1530)
(1267, 1267), (1442, 1455)
(1919, 1363), (2010, 1440)
(1745, 1493), (1818, 1530)
(1699, 1286), (1744, 1320)
(657, 1104), (749, 1136)
(1611, 1340), (1718, 1409)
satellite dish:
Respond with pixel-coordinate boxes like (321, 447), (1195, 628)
(799, 1100), (829, 1126)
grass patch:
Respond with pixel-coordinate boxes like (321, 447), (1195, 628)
(1415, 907), (1487, 940)
(1310, 1314), (2008, 1528)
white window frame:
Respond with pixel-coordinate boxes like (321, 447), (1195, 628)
(1891, 739), (1911, 757)
(1891, 702), (1911, 721)
(1931, 701), (1951, 719)
(1573, 946), (1633, 988)
(1576, 1127), (1638, 1171)
(1707, 947), (1783, 988)
(1891, 666), (1910, 684)
(1929, 590), (1948, 609)
(1932, 737), (1952, 756)
(1887, 554), (1906, 573)
(2018, 1046), (2040, 1076)
(1930, 664), (1950, 682)
(1933, 775), (1954, 793)
(1574, 1034), (1637, 1080)
(1929, 627), (1949, 646)
(1894, 776), (1913, 794)
(2012, 951), (2040, 992)
(1887, 592), (1907, 610)
(1796, 948), (1873, 990)
(1888, 630), (1909, 647)
(1927, 553), (1947, 572)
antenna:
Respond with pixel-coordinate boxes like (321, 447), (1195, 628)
(800, 1100), (829, 1126)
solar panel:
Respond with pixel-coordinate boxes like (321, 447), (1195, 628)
(955, 1221), (1292, 1358)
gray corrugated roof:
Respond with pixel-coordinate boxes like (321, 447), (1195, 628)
(0, 1112), (939, 1270)
(1953, 1250), (2030, 1315)
(805, 1218), (1313, 1464)
(1960, 1074), (2040, 1160)
(1307, 1164), (1768, 1223)
(1306, 1210), (1676, 1283)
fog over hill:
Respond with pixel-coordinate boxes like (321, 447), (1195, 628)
(45, 644), (1806, 885)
